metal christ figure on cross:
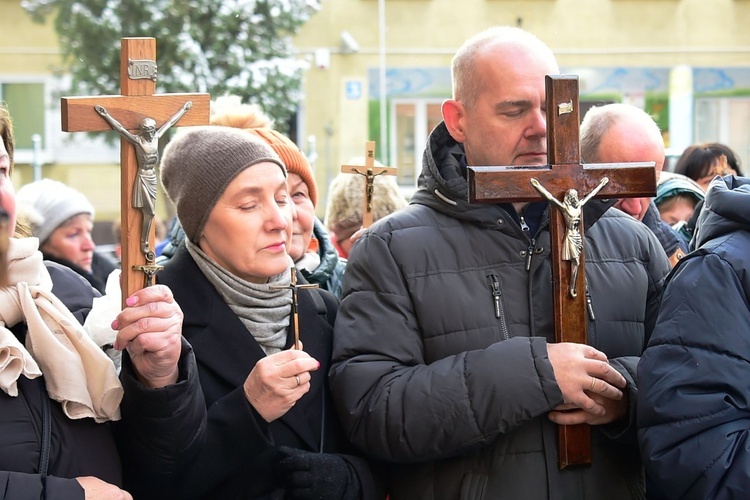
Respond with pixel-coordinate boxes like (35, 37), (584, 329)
(340, 141), (397, 228)
(531, 176), (609, 297)
(360, 168), (384, 214)
(95, 101), (192, 259)
(61, 37), (209, 306)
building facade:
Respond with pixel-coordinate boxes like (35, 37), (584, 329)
(1, 0), (749, 228)
(295, 0), (750, 203)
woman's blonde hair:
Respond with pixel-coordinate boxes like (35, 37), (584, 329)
(0, 103), (14, 175)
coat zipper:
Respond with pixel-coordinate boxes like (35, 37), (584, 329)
(584, 276), (596, 346)
(519, 216), (530, 234)
(488, 274), (509, 340)
(518, 216), (538, 272)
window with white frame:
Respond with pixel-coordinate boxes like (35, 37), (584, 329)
(694, 97), (750, 174)
(1, 82), (45, 151)
(390, 98), (443, 194)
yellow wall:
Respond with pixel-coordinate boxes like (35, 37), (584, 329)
(295, 0), (750, 209)
(0, 0), (170, 240)
(2, 0), (750, 225)
(0, 0), (61, 73)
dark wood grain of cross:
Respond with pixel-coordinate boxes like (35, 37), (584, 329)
(60, 37), (210, 308)
(340, 141), (397, 227)
(272, 267), (319, 350)
(468, 75), (656, 469)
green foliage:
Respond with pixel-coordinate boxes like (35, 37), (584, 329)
(22, 0), (320, 134)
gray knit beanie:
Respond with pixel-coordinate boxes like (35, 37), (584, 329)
(161, 126), (286, 243)
(15, 178), (95, 244)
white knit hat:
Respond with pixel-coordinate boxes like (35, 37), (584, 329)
(15, 179), (95, 244)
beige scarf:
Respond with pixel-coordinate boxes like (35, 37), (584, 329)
(0, 237), (122, 422)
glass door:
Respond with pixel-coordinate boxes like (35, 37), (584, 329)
(391, 99), (443, 194)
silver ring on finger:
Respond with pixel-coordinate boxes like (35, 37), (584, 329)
(295, 375), (301, 387)
(589, 377), (596, 392)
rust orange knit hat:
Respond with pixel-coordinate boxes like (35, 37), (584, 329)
(247, 128), (317, 207)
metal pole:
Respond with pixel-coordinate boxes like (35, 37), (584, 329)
(378, 0), (387, 163)
(31, 134), (42, 181)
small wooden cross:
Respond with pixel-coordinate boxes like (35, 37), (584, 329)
(272, 267), (319, 350)
(340, 141), (398, 228)
(60, 37), (210, 308)
(468, 75), (657, 469)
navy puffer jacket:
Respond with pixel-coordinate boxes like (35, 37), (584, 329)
(638, 175), (750, 500)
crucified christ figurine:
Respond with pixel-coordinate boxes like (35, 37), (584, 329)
(340, 141), (397, 228)
(95, 101), (192, 259)
(531, 177), (609, 298)
(356, 168), (387, 215)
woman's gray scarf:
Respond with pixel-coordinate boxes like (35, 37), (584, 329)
(187, 241), (292, 355)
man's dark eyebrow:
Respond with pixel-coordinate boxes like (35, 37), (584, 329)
(495, 100), (532, 111)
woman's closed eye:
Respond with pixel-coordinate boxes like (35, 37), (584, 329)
(291, 190), (309, 202)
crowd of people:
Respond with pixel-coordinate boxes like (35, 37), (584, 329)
(0, 24), (748, 500)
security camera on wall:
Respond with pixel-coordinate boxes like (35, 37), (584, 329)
(340, 31), (360, 54)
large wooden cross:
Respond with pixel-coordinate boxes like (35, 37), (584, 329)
(468, 75), (656, 469)
(340, 141), (397, 227)
(61, 38), (210, 307)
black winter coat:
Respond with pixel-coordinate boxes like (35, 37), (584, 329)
(330, 122), (671, 500)
(157, 246), (381, 499)
(0, 258), (206, 500)
(638, 175), (750, 500)
(0, 262), (115, 499)
(41, 252), (110, 295)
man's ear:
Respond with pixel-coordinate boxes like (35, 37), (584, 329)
(442, 99), (466, 143)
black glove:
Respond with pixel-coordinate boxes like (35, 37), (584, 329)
(277, 446), (360, 500)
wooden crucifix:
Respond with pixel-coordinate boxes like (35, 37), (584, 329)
(60, 37), (210, 308)
(340, 141), (397, 227)
(272, 267), (319, 350)
(468, 75), (657, 469)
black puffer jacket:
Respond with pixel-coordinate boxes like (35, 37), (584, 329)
(0, 259), (205, 500)
(330, 122), (670, 500)
(0, 262), (115, 499)
(638, 175), (750, 500)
